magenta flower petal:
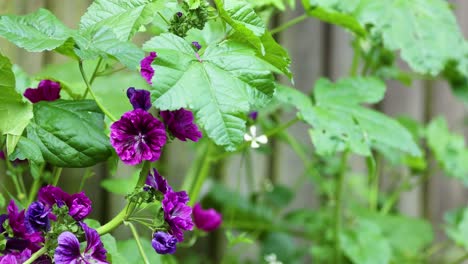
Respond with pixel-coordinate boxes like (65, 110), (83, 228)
(24, 80), (61, 103)
(25, 201), (50, 232)
(0, 249), (31, 263)
(126, 87), (152, 111)
(54, 231), (81, 263)
(38, 185), (70, 208)
(110, 109), (167, 165)
(192, 41), (202, 51)
(193, 203), (222, 232)
(81, 223), (108, 263)
(152, 231), (178, 254)
(160, 108), (202, 142)
(145, 168), (173, 194)
(162, 192), (193, 241)
(66, 192), (92, 221)
(140, 52), (157, 85)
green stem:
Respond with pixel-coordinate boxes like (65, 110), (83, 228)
(97, 161), (151, 235)
(157, 11), (170, 25)
(188, 143), (213, 206)
(306, 6), (366, 37)
(270, 14), (308, 35)
(78, 60), (117, 122)
(24, 247), (47, 264)
(125, 221), (150, 264)
(380, 175), (410, 215)
(28, 175), (42, 204)
(52, 167), (63, 186)
(350, 38), (361, 76)
(78, 167), (94, 192)
(82, 58), (103, 98)
(367, 156), (378, 211)
(334, 151), (348, 264)
(181, 141), (208, 191)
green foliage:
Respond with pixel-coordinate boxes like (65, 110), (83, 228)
(0, 53), (32, 155)
(143, 33), (275, 151)
(445, 207), (468, 251)
(426, 117), (468, 181)
(101, 170), (139, 195)
(305, 0), (467, 75)
(0, 9), (72, 52)
(117, 239), (162, 264)
(27, 100), (112, 168)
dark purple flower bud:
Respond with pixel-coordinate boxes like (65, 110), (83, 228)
(0, 214), (7, 233)
(0, 248), (31, 263)
(25, 202), (50, 232)
(162, 192), (193, 241)
(23, 80), (61, 103)
(160, 108), (202, 142)
(38, 185), (70, 209)
(176, 12), (183, 17)
(192, 203), (222, 232)
(110, 109), (167, 165)
(192, 41), (202, 51)
(126, 87), (152, 111)
(152, 231), (178, 255)
(140, 52), (157, 85)
(248, 111), (258, 121)
(145, 168), (172, 194)
(54, 222), (108, 264)
(66, 192), (92, 221)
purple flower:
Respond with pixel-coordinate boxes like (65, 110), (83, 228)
(160, 108), (202, 142)
(176, 12), (183, 17)
(162, 191), (193, 241)
(38, 185), (70, 208)
(145, 168), (172, 194)
(192, 203), (222, 232)
(127, 87), (152, 111)
(110, 109), (167, 165)
(0, 214), (7, 233)
(54, 222), (108, 264)
(152, 231), (178, 255)
(25, 202), (50, 232)
(192, 41), (202, 51)
(23, 80), (61, 103)
(0, 249), (31, 263)
(66, 192), (92, 221)
(248, 111), (258, 121)
(140, 52), (157, 85)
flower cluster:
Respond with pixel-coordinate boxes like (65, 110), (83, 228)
(0, 186), (106, 263)
(110, 86), (202, 165)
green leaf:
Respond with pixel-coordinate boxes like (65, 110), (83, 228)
(0, 53), (33, 155)
(426, 117), (468, 181)
(340, 219), (392, 264)
(261, 232), (300, 264)
(143, 33), (275, 151)
(10, 136), (43, 164)
(27, 100), (112, 168)
(117, 239), (162, 264)
(226, 231), (254, 247)
(306, 0), (466, 75)
(101, 170), (139, 195)
(0, 9), (72, 52)
(445, 207), (468, 251)
(215, 0), (292, 78)
(80, 0), (158, 41)
(75, 27), (145, 69)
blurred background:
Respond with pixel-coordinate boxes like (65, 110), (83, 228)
(0, 0), (467, 262)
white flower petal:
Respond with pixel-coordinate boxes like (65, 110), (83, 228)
(251, 141), (260, 148)
(256, 135), (268, 144)
(249, 125), (257, 137)
(244, 134), (253, 141)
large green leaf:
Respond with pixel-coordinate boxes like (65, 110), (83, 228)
(426, 117), (468, 181)
(27, 100), (112, 168)
(0, 53), (32, 154)
(215, 0), (292, 78)
(445, 207), (468, 251)
(305, 0), (466, 75)
(80, 0), (158, 41)
(143, 33), (275, 151)
(0, 9), (72, 52)
(340, 219), (392, 264)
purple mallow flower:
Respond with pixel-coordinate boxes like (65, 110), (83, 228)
(160, 108), (202, 142)
(38, 185), (70, 208)
(192, 203), (222, 232)
(127, 87), (152, 111)
(192, 41), (202, 51)
(24, 80), (61, 103)
(152, 231), (178, 255)
(110, 109), (167, 165)
(0, 248), (31, 263)
(146, 168), (172, 194)
(162, 191), (193, 241)
(67, 192), (92, 221)
(140, 52), (157, 85)
(25, 202), (50, 232)
(54, 223), (108, 264)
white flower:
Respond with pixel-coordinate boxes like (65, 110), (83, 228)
(264, 253), (283, 264)
(244, 125), (268, 149)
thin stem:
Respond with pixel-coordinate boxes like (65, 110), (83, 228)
(24, 247), (47, 264)
(82, 58), (103, 98)
(181, 141), (208, 191)
(334, 151), (348, 264)
(78, 167), (94, 192)
(188, 143), (213, 206)
(28, 175), (43, 204)
(52, 167), (63, 186)
(157, 11), (170, 25)
(78, 60), (117, 122)
(125, 221), (150, 264)
(350, 38), (361, 76)
(270, 14), (308, 35)
(367, 156), (378, 211)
